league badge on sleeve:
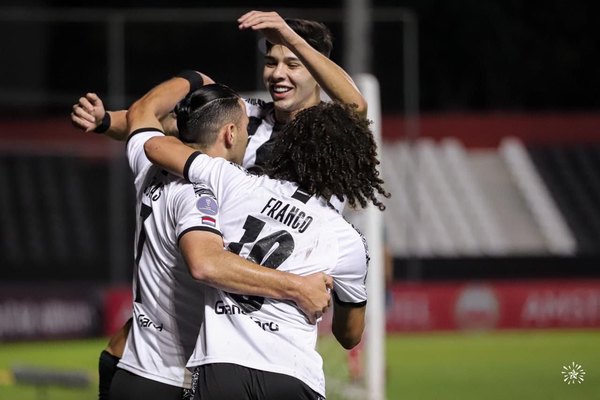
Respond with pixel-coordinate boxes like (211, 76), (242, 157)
(196, 195), (218, 216)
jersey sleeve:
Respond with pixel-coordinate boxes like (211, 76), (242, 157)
(182, 152), (250, 205)
(332, 229), (369, 306)
(172, 182), (222, 242)
(126, 128), (166, 177)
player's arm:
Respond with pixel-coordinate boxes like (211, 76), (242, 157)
(180, 230), (332, 323)
(71, 94), (180, 139)
(332, 296), (366, 349)
(71, 93), (129, 140)
(329, 230), (368, 349)
(71, 71), (214, 139)
(127, 71), (212, 137)
(238, 10), (367, 116)
(144, 136), (195, 178)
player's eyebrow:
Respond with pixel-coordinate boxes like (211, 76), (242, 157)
(264, 55), (301, 63)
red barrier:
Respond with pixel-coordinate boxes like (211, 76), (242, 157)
(104, 280), (600, 336)
(2, 113), (599, 153)
(386, 280), (600, 332)
(382, 112), (600, 147)
(103, 287), (133, 336)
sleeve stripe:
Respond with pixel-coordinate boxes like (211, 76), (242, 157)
(126, 127), (164, 145)
(183, 151), (203, 182)
(333, 291), (367, 308)
(177, 226), (222, 244)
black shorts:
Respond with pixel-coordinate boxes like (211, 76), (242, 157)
(191, 363), (324, 400)
(110, 368), (191, 400)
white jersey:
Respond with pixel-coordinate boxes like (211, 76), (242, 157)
(118, 130), (220, 388)
(243, 98), (346, 212)
(242, 98), (281, 172)
(181, 147), (369, 396)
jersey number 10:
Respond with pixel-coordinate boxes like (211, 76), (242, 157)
(227, 215), (295, 313)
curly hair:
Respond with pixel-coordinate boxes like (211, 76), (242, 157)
(266, 102), (390, 211)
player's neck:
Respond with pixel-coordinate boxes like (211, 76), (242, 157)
(274, 109), (293, 125)
(201, 143), (235, 163)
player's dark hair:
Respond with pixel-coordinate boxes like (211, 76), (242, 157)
(175, 83), (243, 146)
(266, 102), (390, 211)
(265, 18), (333, 57)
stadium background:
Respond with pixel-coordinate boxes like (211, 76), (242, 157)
(0, 1), (599, 399)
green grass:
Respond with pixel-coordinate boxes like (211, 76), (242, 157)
(319, 330), (600, 400)
(0, 330), (598, 399)
(0, 339), (102, 400)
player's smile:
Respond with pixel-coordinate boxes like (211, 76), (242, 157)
(270, 83), (293, 99)
(263, 45), (321, 122)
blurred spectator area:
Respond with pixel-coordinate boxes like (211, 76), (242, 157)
(381, 113), (600, 280)
(0, 119), (134, 283)
(1, 113), (599, 283)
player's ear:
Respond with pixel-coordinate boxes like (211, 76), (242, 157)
(223, 123), (236, 149)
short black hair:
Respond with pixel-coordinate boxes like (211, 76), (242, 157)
(265, 18), (333, 58)
(174, 83), (243, 146)
(266, 102), (390, 210)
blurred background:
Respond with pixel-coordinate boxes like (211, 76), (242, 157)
(0, 1), (599, 399)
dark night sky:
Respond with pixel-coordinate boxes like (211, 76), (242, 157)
(1, 0), (599, 114)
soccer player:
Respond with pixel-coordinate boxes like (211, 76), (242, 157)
(134, 73), (388, 399)
(95, 74), (333, 400)
(70, 10), (367, 398)
(236, 11), (367, 174)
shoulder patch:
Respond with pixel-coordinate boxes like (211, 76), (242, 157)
(196, 196), (218, 216)
(192, 184), (218, 216)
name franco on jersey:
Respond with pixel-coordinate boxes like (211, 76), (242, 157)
(260, 197), (314, 233)
(176, 139), (368, 398)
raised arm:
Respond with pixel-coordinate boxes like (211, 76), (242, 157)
(70, 71), (215, 140)
(127, 71), (212, 135)
(71, 95), (182, 140)
(71, 93), (129, 140)
(180, 230), (332, 324)
(238, 10), (367, 116)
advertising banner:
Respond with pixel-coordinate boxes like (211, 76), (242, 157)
(0, 286), (101, 341)
(385, 280), (600, 332)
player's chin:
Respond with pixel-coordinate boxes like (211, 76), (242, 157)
(272, 98), (297, 113)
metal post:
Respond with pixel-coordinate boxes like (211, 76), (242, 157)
(343, 0), (372, 75)
(356, 73), (386, 400)
(403, 13), (419, 143)
(402, 13), (422, 281)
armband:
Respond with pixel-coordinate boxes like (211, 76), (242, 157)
(93, 112), (111, 134)
(175, 70), (204, 93)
